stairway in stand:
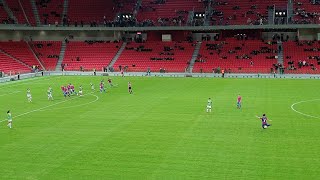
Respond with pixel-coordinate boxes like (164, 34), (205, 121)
(277, 41), (283, 65)
(30, 0), (41, 26)
(61, 0), (68, 24)
(55, 41), (66, 71)
(1, 0), (18, 23)
(188, 41), (202, 73)
(109, 42), (127, 69)
(277, 41), (284, 73)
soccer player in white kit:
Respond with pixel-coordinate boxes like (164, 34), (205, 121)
(47, 86), (53, 100)
(90, 83), (95, 91)
(206, 98), (212, 113)
(78, 85), (83, 96)
(7, 110), (12, 128)
(27, 88), (32, 102)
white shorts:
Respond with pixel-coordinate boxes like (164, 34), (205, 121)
(48, 94), (52, 98)
(27, 94), (32, 98)
(8, 120), (12, 123)
(79, 90), (83, 94)
(207, 105), (212, 109)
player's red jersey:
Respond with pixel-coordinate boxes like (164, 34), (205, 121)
(237, 96), (242, 102)
(261, 116), (267, 124)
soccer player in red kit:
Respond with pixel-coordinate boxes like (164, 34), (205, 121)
(61, 86), (66, 97)
(257, 114), (271, 129)
(237, 94), (242, 109)
(100, 82), (106, 93)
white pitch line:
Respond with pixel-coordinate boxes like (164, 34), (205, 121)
(290, 99), (320, 119)
(0, 91), (21, 97)
(38, 93), (99, 111)
(0, 77), (54, 90)
(0, 93), (97, 123)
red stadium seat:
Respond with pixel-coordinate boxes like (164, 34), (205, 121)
(0, 41), (41, 69)
(283, 40), (320, 74)
(0, 51), (31, 74)
(114, 41), (194, 72)
(62, 41), (121, 71)
(6, 0), (36, 25)
(31, 41), (62, 71)
(193, 39), (278, 73)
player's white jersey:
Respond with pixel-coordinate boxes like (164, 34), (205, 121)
(48, 90), (53, 98)
(27, 90), (32, 98)
(79, 86), (83, 96)
(207, 99), (212, 109)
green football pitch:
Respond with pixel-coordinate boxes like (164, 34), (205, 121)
(0, 76), (319, 179)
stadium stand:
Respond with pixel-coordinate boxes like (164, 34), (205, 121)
(67, 0), (130, 25)
(114, 41), (195, 72)
(283, 40), (320, 74)
(2, 0), (320, 26)
(31, 41), (62, 71)
(292, 0), (320, 24)
(36, 0), (64, 25)
(193, 38), (278, 73)
(211, 0), (288, 25)
(6, 0), (36, 25)
(0, 41), (41, 69)
(116, 0), (137, 13)
(62, 41), (121, 71)
(0, 3), (12, 24)
(0, 51), (31, 74)
(137, 0), (205, 26)
(0, 1), (319, 75)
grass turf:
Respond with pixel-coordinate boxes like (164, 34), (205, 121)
(0, 76), (319, 179)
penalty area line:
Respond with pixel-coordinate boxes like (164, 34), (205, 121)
(38, 93), (99, 111)
(0, 91), (21, 97)
(0, 93), (96, 123)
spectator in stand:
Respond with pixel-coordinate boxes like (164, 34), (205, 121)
(298, 60), (303, 68)
(303, 60), (306, 66)
(247, 18), (251, 24)
(250, 60), (254, 66)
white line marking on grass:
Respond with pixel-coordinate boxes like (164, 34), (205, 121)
(0, 93), (98, 123)
(39, 93), (99, 111)
(290, 99), (320, 119)
(0, 77), (54, 90)
(0, 91), (21, 97)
